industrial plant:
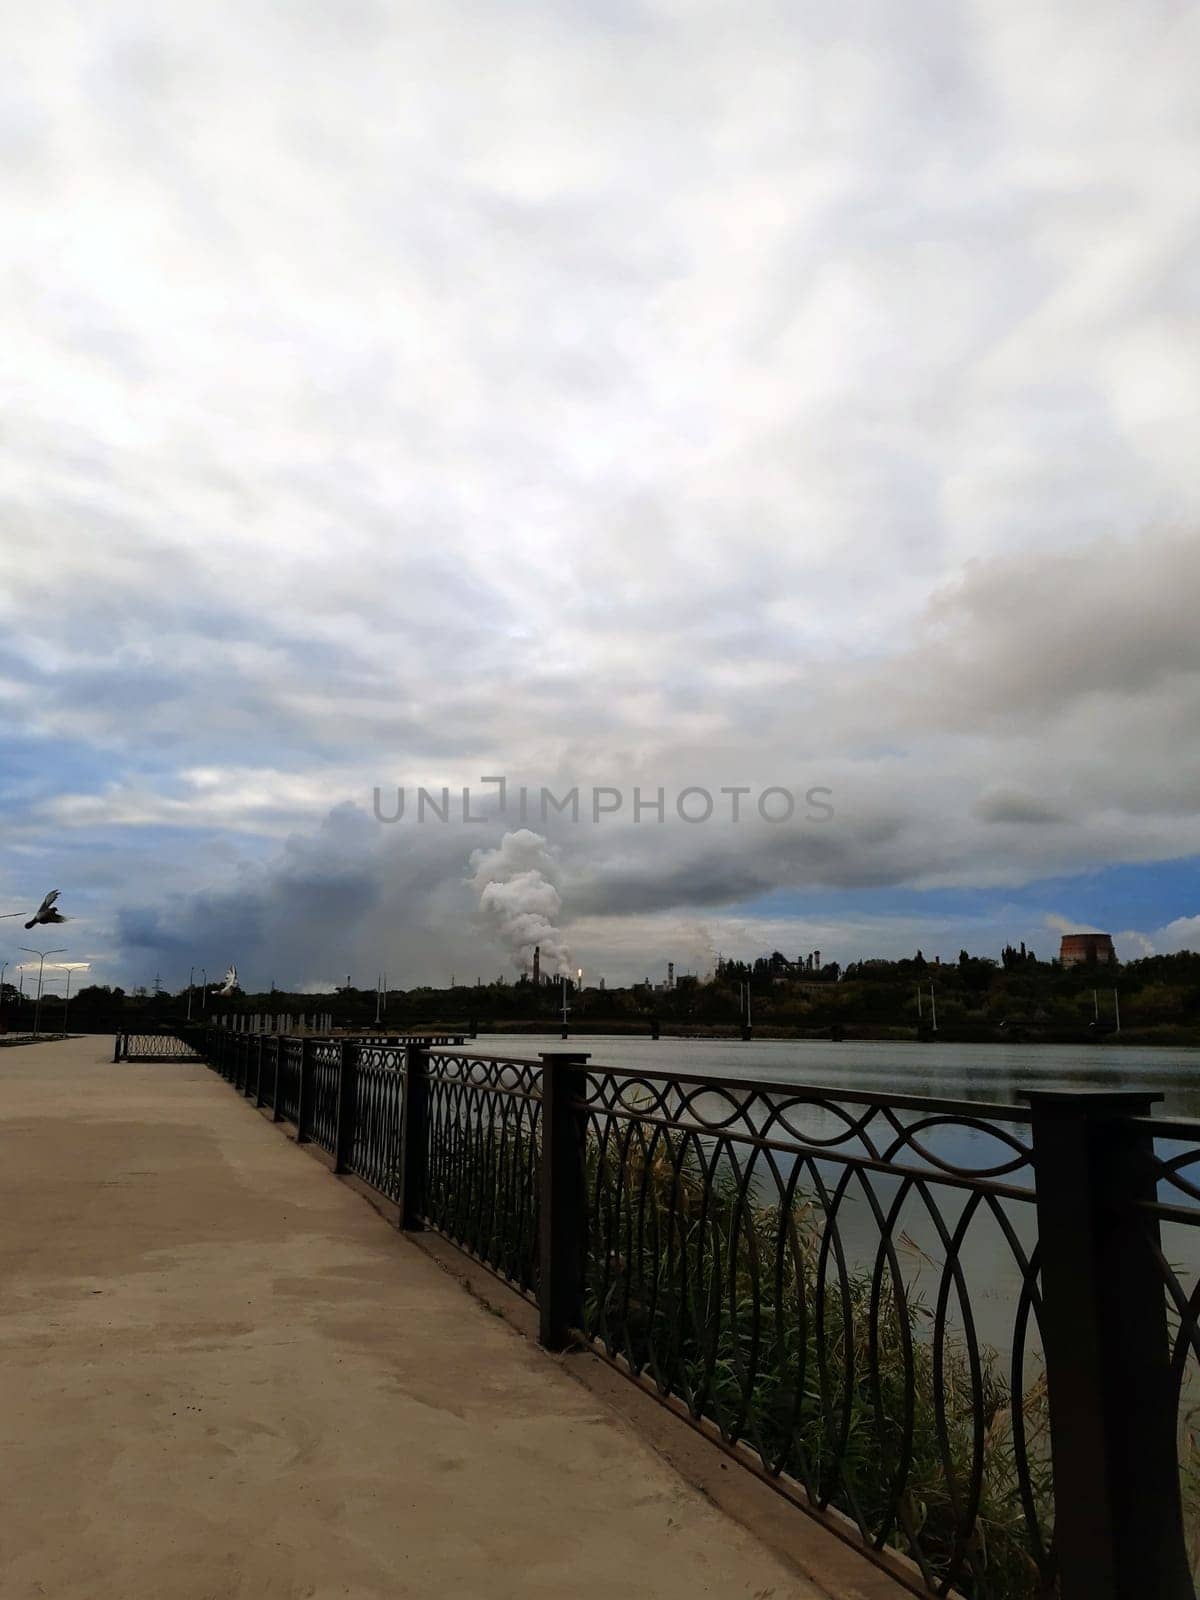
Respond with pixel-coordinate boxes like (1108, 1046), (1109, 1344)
(1058, 932), (1117, 966)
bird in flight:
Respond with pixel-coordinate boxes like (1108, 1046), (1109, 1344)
(1, 890), (70, 930)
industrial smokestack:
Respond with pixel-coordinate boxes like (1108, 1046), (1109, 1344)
(533, 945), (540, 986)
(668, 961), (674, 989)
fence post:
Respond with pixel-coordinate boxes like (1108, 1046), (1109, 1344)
(1025, 1089), (1192, 1600)
(296, 1037), (314, 1143)
(334, 1040), (358, 1174)
(538, 1053), (590, 1351)
(398, 1042), (430, 1230)
(112, 1033), (123, 1064)
(250, 1035), (262, 1100)
(256, 1037), (270, 1108)
(272, 1040), (285, 1122)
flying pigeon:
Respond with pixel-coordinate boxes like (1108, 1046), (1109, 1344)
(23, 890), (68, 930)
(1, 890), (67, 925)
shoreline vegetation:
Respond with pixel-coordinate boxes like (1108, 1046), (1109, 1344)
(467, 1019), (1200, 1047)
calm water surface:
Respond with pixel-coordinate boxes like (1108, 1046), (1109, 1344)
(477, 1033), (1200, 1114)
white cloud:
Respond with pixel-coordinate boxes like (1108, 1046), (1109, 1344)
(1160, 916), (1200, 954)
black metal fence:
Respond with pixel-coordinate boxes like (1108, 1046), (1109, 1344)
(167, 1024), (1200, 1600)
(351, 1041), (406, 1199)
(423, 1050), (543, 1297)
(576, 1066), (1051, 1597)
(114, 1030), (203, 1062)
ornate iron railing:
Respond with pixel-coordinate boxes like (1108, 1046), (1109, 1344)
(423, 1051), (543, 1296)
(177, 1028), (1200, 1600)
(257, 1035), (278, 1105)
(235, 1034), (251, 1091)
(577, 1067), (1047, 1597)
(278, 1038), (302, 1121)
(307, 1040), (340, 1155)
(115, 1031), (203, 1062)
(351, 1042), (406, 1199)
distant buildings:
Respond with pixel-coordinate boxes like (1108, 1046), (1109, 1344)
(1059, 932), (1117, 967)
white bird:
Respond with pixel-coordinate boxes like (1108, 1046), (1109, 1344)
(0, 890), (70, 929)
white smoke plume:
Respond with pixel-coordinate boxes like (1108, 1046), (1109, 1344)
(1044, 913), (1104, 936)
(469, 829), (572, 978)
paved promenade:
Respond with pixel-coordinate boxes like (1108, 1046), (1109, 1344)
(0, 1036), (822, 1600)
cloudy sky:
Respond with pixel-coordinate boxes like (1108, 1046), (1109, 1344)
(2, 0), (1199, 991)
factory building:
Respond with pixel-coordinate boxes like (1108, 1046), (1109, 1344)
(1058, 932), (1117, 967)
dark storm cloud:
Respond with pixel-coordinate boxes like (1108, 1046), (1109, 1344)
(971, 790), (1069, 826)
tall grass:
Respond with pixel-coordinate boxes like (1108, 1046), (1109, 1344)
(582, 1123), (1056, 1599)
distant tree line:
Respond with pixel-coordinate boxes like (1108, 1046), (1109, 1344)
(19, 946), (1199, 1045)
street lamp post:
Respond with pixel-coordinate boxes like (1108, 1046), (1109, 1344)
(63, 969), (74, 1038)
(36, 975), (62, 1029)
(19, 947), (67, 1038)
(200, 968), (207, 1012)
(187, 965), (195, 1022)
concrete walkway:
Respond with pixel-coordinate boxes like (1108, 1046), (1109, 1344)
(0, 1037), (821, 1600)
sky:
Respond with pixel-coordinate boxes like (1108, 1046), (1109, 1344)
(2, 0), (1199, 991)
